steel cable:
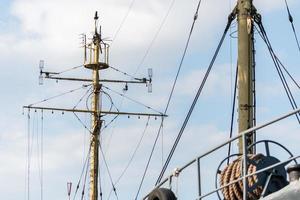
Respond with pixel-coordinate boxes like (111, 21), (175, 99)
(134, 0), (207, 197)
(255, 19), (300, 123)
(227, 64), (238, 165)
(155, 12), (235, 186)
(284, 0), (300, 52)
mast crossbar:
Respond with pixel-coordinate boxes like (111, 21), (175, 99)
(23, 106), (166, 117)
(45, 76), (149, 84)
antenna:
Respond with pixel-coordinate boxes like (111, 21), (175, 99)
(147, 68), (153, 93)
(39, 60), (44, 85)
(80, 34), (87, 64)
(24, 14), (166, 200)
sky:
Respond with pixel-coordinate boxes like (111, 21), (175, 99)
(1, 0), (300, 200)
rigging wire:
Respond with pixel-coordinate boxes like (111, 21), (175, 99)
(40, 110), (44, 200)
(135, 0), (207, 197)
(73, 142), (92, 200)
(227, 64), (238, 165)
(73, 112), (93, 134)
(161, 119), (164, 167)
(104, 0), (176, 157)
(255, 19), (300, 123)
(107, 117), (150, 199)
(73, 86), (93, 109)
(26, 109), (31, 200)
(155, 12), (235, 186)
(28, 84), (91, 107)
(133, 0), (176, 76)
(111, 0), (137, 46)
(81, 154), (90, 200)
(102, 85), (163, 114)
(284, 0), (300, 52)
(98, 142), (119, 200)
(109, 66), (137, 80)
(50, 65), (83, 76)
(35, 110), (44, 200)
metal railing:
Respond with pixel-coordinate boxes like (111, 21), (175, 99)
(143, 107), (300, 200)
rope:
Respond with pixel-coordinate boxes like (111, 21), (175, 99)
(284, 0), (300, 52)
(220, 154), (264, 200)
(156, 11), (235, 186)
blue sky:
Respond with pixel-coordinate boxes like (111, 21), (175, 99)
(1, 0), (300, 199)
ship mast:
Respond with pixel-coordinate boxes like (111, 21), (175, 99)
(90, 12), (101, 200)
(237, 0), (255, 154)
(24, 11), (167, 200)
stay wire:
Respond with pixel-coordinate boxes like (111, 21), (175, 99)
(255, 21), (300, 123)
(135, 0), (206, 196)
(51, 65), (83, 76)
(284, 0), (300, 52)
(133, 0), (176, 76)
(110, 66), (137, 80)
(73, 86), (93, 109)
(108, 116), (150, 200)
(156, 12), (234, 185)
(26, 109), (31, 200)
(102, 85), (163, 114)
(256, 20), (300, 107)
(227, 64), (238, 165)
(121, 117), (150, 178)
(99, 142), (119, 200)
(39, 110), (44, 200)
(111, 0), (136, 46)
(274, 54), (300, 90)
(257, 23), (300, 122)
(73, 142), (92, 200)
(28, 84), (91, 107)
(81, 153), (90, 200)
(73, 112), (93, 134)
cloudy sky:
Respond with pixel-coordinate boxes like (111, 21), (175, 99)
(1, 0), (300, 199)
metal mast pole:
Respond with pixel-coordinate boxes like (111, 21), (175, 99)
(237, 0), (255, 154)
(90, 12), (101, 200)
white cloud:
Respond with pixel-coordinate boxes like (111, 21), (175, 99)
(1, 0), (300, 199)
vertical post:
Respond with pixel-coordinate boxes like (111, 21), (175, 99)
(242, 133), (248, 200)
(90, 12), (101, 200)
(237, 0), (255, 154)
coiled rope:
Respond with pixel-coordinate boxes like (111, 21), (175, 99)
(220, 154), (264, 200)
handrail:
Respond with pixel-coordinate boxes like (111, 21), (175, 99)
(143, 107), (300, 199)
